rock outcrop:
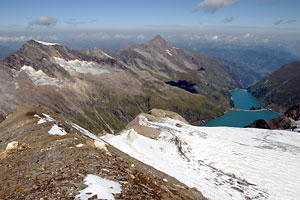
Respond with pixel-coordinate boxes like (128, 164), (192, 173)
(246, 103), (300, 130)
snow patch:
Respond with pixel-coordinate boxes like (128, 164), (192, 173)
(165, 49), (173, 56)
(72, 123), (108, 146)
(48, 124), (67, 136)
(34, 40), (59, 46)
(54, 57), (110, 75)
(21, 65), (63, 88)
(104, 118), (300, 200)
(42, 113), (56, 122)
(34, 113), (56, 124)
(37, 117), (47, 124)
(102, 51), (114, 59)
(76, 143), (84, 147)
(75, 174), (121, 200)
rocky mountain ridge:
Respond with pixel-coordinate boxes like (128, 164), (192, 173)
(0, 103), (207, 199)
(248, 60), (300, 111)
(0, 36), (242, 134)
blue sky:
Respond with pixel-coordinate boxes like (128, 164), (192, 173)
(0, 0), (299, 42)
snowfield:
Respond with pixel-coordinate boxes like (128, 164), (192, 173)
(21, 65), (63, 88)
(54, 57), (110, 75)
(103, 116), (300, 200)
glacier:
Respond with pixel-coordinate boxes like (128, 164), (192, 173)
(103, 115), (300, 200)
(21, 65), (63, 88)
(54, 57), (110, 75)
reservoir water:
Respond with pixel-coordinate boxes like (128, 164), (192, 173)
(202, 90), (281, 127)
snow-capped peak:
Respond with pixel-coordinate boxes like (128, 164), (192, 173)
(34, 40), (59, 46)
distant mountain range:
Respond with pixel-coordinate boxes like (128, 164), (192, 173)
(210, 57), (260, 88)
(248, 60), (300, 111)
(0, 36), (250, 133)
(175, 43), (299, 84)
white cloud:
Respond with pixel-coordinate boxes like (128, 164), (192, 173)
(137, 34), (145, 40)
(184, 34), (202, 40)
(225, 35), (239, 42)
(78, 32), (111, 40)
(204, 34), (219, 41)
(184, 34), (219, 41)
(29, 16), (57, 27)
(262, 38), (269, 43)
(196, 0), (241, 13)
(0, 36), (32, 42)
(114, 34), (135, 39)
(244, 33), (251, 38)
(211, 35), (219, 41)
(224, 16), (234, 23)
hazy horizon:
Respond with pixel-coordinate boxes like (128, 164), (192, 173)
(1, 0), (299, 44)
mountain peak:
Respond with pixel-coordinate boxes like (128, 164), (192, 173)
(151, 35), (165, 42)
(31, 40), (60, 46)
(148, 35), (169, 47)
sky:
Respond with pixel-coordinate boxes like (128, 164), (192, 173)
(0, 0), (299, 43)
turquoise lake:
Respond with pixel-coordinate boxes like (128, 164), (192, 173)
(202, 90), (281, 127)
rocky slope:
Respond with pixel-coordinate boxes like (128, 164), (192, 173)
(248, 60), (300, 111)
(210, 57), (260, 88)
(0, 36), (239, 134)
(0, 104), (207, 200)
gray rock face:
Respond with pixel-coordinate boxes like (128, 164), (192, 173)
(285, 103), (300, 121)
